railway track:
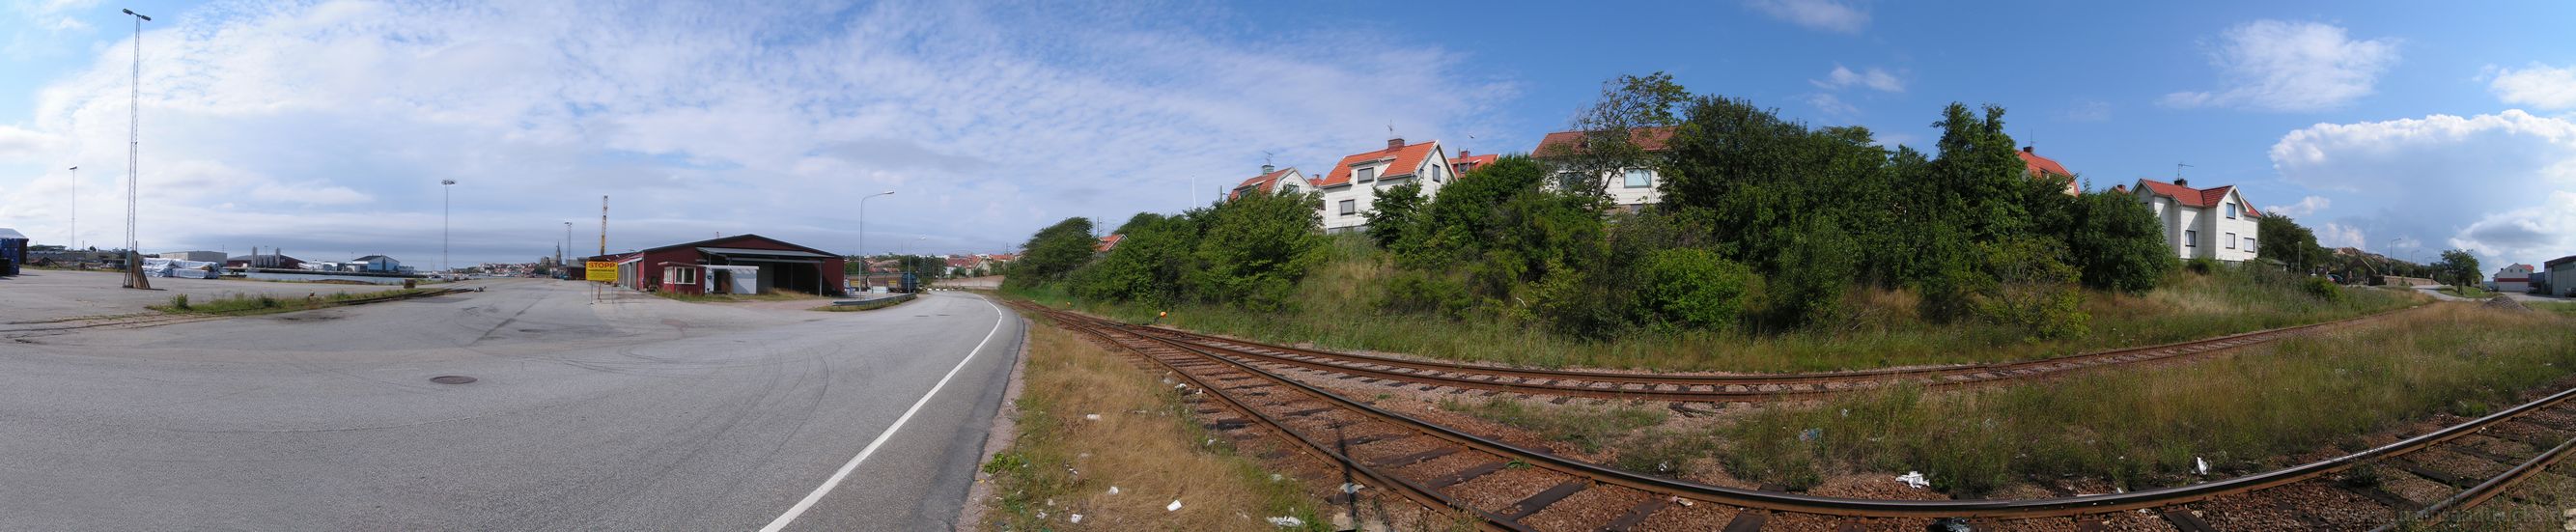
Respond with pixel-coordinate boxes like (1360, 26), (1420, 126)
(1037, 303), (2423, 403)
(1021, 300), (2576, 530)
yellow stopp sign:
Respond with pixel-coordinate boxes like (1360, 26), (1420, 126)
(586, 261), (619, 283)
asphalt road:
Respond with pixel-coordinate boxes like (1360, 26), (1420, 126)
(0, 278), (1023, 531)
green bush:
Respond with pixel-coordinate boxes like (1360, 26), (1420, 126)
(1968, 237), (2089, 341)
(2303, 276), (2344, 303)
(1763, 216), (1857, 326)
(2184, 257), (2219, 275)
(1636, 248), (1759, 330)
(1377, 270), (1477, 319)
(168, 294), (190, 310)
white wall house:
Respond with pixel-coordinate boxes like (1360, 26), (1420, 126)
(1317, 138), (1454, 234)
(1228, 165), (1314, 201)
(2492, 263), (2534, 293)
(2131, 179), (2261, 263)
(1532, 127), (1675, 211)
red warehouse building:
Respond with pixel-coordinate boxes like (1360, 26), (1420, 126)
(607, 235), (847, 296)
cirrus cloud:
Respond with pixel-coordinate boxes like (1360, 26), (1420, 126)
(2162, 20), (2400, 112)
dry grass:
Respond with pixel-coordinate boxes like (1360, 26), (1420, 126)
(980, 318), (1326, 531)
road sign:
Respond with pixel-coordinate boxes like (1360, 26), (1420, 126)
(586, 261), (618, 283)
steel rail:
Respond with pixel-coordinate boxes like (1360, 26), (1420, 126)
(1020, 300), (2576, 519)
(1045, 313), (1527, 531)
(2369, 429), (2576, 532)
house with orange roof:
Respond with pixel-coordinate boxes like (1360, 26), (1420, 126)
(2017, 147), (2079, 196)
(2130, 178), (2261, 262)
(1532, 126), (1676, 210)
(1449, 150), (1498, 175)
(1096, 234), (1124, 253)
(1227, 164), (1315, 201)
(1317, 137), (1458, 234)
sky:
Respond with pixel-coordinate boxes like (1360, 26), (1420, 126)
(2, 0), (2574, 271)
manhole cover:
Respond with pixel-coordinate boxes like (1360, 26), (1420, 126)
(431, 376), (478, 384)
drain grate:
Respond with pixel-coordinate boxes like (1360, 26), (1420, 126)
(430, 376), (478, 384)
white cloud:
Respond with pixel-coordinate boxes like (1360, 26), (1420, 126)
(2486, 63), (2576, 110)
(1806, 93), (1859, 117)
(2269, 110), (2576, 266)
(0, 1), (1511, 264)
(2060, 99), (2112, 122)
(2266, 196), (2331, 218)
(2316, 222), (2365, 249)
(1745, 0), (1868, 34)
(1812, 65), (1902, 93)
(2162, 20), (2400, 112)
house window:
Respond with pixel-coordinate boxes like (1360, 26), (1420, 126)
(2185, 230), (2198, 247)
(2246, 237), (2255, 250)
(1338, 200), (1356, 215)
(1623, 169), (1651, 188)
(2226, 232), (2237, 249)
(1428, 164), (1443, 182)
(2226, 203), (2237, 219)
(1281, 183), (1297, 194)
(665, 266), (698, 285)
(1356, 167), (1376, 182)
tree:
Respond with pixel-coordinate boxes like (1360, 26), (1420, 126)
(1071, 211), (1202, 305)
(2255, 214), (2332, 273)
(2435, 249), (2481, 290)
(1003, 217), (1096, 289)
(1549, 71), (1692, 202)
(1188, 189), (1326, 311)
(2059, 189), (2172, 294)
(1363, 182), (1424, 250)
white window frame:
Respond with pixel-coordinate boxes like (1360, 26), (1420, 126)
(2226, 232), (2237, 249)
(1623, 169), (1651, 188)
(1356, 166), (1376, 183)
(2226, 203), (2237, 219)
(2246, 237), (2255, 250)
(1338, 199), (1356, 215)
(2185, 230), (2198, 247)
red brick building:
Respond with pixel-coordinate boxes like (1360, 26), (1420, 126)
(604, 235), (846, 296)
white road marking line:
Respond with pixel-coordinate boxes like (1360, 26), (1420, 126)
(760, 294), (1010, 532)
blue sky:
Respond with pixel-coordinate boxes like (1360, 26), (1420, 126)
(3, 0), (2574, 270)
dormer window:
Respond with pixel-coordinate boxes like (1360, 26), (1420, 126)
(1357, 167), (1376, 182)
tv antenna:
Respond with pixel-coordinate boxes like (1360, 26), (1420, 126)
(2175, 162), (2193, 180)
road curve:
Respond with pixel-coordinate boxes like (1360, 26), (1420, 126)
(0, 279), (1022, 531)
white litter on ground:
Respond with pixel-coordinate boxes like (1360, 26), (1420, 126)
(1166, 499), (1184, 512)
(1106, 486), (1120, 495)
(1267, 517), (1304, 526)
(1069, 514), (1082, 523)
(2195, 457), (2209, 475)
(1896, 471), (1931, 489)
(1083, 413), (1101, 421)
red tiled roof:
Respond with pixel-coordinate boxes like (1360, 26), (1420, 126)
(1532, 126), (1676, 157)
(2017, 149), (2071, 178)
(1228, 167), (1311, 199)
(2135, 179), (2260, 217)
(1318, 140), (1442, 187)
(1450, 153), (1498, 174)
(1095, 234), (1123, 253)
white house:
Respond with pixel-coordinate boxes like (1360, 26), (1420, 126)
(1228, 165), (1314, 201)
(2492, 263), (2534, 293)
(2017, 147), (2079, 196)
(2131, 178), (2261, 263)
(1317, 138), (1455, 234)
(1532, 126), (1675, 211)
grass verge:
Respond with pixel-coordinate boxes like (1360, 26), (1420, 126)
(1008, 240), (2422, 373)
(980, 316), (1328, 531)
(1703, 302), (2576, 496)
(2438, 286), (2494, 298)
(149, 289), (436, 316)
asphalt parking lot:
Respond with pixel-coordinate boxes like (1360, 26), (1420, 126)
(0, 277), (1022, 530)
(1, 269), (394, 322)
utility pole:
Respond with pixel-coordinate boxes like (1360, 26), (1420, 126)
(562, 221), (572, 266)
(121, 9), (152, 290)
(67, 166), (76, 248)
(441, 180), (457, 275)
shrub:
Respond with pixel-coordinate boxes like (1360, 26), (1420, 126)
(1968, 237), (2089, 341)
(1636, 248), (1759, 330)
(2303, 276), (2344, 303)
(1763, 216), (1858, 326)
(2184, 257), (2219, 275)
(168, 294), (190, 310)
(1377, 270), (1476, 319)
(2062, 190), (2173, 294)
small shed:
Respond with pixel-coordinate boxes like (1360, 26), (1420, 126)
(0, 228), (28, 276)
(614, 235), (846, 296)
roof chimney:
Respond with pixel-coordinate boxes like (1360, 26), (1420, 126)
(1261, 164), (1274, 175)
(2022, 146), (2033, 154)
(1387, 137), (1404, 151)
(1459, 150), (1470, 157)
(2174, 178), (2188, 186)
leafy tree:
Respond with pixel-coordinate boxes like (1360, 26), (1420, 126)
(2434, 249), (2481, 290)
(1363, 182), (1424, 250)
(1635, 248), (1758, 330)
(2255, 214), (2332, 273)
(1188, 189), (1327, 311)
(1070, 211), (1202, 305)
(1003, 216), (1095, 289)
(2060, 189), (2173, 294)
(1548, 71), (1692, 202)
(1970, 237), (2089, 341)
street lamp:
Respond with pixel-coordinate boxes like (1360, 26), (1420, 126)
(857, 190), (894, 291)
(563, 221), (573, 272)
(442, 180), (457, 275)
(66, 166), (76, 248)
(120, 9), (150, 290)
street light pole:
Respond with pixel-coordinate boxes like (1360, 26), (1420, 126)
(442, 180), (457, 275)
(857, 190), (894, 291)
(563, 221), (573, 270)
(121, 9), (151, 289)
(67, 166), (76, 248)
